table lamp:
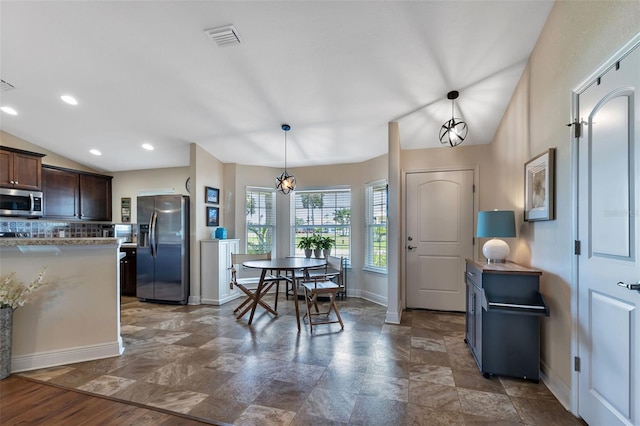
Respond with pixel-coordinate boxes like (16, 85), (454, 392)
(477, 210), (516, 263)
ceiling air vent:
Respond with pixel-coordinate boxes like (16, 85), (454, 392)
(1, 79), (15, 92)
(204, 25), (241, 47)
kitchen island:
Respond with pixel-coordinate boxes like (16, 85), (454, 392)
(0, 238), (123, 374)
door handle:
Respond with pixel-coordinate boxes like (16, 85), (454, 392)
(407, 245), (416, 250)
(617, 281), (640, 290)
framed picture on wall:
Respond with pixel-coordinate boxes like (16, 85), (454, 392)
(205, 186), (219, 204)
(524, 148), (556, 221)
(206, 206), (219, 227)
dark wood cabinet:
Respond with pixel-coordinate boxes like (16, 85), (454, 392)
(42, 167), (80, 218)
(0, 147), (44, 190)
(120, 247), (137, 296)
(80, 174), (112, 220)
(41, 165), (112, 221)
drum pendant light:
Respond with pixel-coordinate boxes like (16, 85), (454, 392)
(276, 124), (296, 195)
(439, 90), (468, 147)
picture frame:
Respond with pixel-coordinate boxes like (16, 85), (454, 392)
(205, 186), (219, 204)
(524, 148), (556, 221)
(206, 206), (219, 227)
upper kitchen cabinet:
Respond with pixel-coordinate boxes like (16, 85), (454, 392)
(79, 173), (112, 221)
(42, 166), (80, 219)
(42, 165), (112, 221)
(0, 146), (45, 190)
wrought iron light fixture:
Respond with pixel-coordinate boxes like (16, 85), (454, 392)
(439, 90), (468, 147)
(276, 124), (296, 195)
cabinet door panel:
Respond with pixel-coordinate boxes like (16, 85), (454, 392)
(13, 152), (41, 190)
(0, 151), (12, 187)
(42, 167), (79, 218)
(80, 174), (112, 221)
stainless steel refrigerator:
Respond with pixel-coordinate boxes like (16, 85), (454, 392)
(137, 195), (189, 304)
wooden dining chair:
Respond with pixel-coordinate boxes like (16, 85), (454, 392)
(229, 252), (282, 319)
(301, 259), (345, 333)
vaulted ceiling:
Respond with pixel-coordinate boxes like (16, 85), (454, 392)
(0, 1), (553, 172)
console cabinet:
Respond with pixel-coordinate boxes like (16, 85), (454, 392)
(200, 239), (241, 305)
(0, 147), (44, 190)
(465, 259), (549, 382)
(42, 165), (112, 221)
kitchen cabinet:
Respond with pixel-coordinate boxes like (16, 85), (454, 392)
(42, 165), (112, 221)
(79, 173), (112, 221)
(120, 246), (137, 297)
(0, 147), (44, 190)
(200, 239), (240, 305)
(465, 259), (549, 382)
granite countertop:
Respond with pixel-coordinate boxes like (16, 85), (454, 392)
(120, 242), (137, 248)
(0, 238), (121, 247)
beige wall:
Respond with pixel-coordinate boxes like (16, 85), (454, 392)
(2, 243), (122, 371)
(1, 130), (101, 173)
(110, 166), (190, 223)
(190, 143), (225, 302)
(485, 0), (640, 408)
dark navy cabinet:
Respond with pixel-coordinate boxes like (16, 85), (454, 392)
(465, 259), (549, 382)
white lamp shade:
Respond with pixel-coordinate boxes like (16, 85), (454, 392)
(482, 238), (510, 263)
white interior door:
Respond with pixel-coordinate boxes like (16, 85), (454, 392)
(577, 43), (640, 425)
(406, 170), (474, 311)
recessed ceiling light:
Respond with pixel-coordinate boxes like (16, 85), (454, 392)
(61, 95), (78, 105)
(142, 143), (154, 151)
(89, 149), (102, 156)
(1, 106), (18, 115)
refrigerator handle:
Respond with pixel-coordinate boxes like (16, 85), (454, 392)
(153, 211), (159, 256)
(150, 211), (157, 257)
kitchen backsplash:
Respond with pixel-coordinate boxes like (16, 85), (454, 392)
(0, 220), (114, 238)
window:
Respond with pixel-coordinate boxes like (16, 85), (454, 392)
(245, 187), (276, 254)
(291, 189), (351, 261)
(365, 180), (387, 273)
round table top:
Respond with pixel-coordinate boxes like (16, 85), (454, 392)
(243, 257), (326, 270)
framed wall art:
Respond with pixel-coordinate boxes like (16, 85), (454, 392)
(205, 186), (219, 204)
(524, 148), (556, 221)
(206, 206), (219, 227)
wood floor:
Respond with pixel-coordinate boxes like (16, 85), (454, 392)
(0, 376), (216, 425)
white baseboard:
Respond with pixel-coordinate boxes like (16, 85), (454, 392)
(11, 340), (123, 373)
(201, 293), (242, 306)
(355, 289), (387, 307)
(540, 359), (572, 410)
(188, 295), (201, 305)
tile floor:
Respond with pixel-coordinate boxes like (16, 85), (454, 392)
(19, 295), (584, 425)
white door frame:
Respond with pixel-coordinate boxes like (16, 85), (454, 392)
(402, 165), (479, 309)
(570, 32), (640, 417)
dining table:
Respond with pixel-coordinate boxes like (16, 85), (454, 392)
(242, 257), (327, 331)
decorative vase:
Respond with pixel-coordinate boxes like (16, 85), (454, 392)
(0, 306), (13, 380)
(313, 249), (322, 258)
(323, 249), (331, 259)
(304, 249), (312, 258)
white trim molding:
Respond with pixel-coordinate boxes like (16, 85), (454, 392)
(11, 340), (123, 373)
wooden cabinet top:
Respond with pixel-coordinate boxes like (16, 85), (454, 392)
(0, 146), (46, 158)
(466, 258), (542, 276)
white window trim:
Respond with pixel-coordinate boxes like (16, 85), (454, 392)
(364, 179), (387, 274)
(245, 186), (276, 254)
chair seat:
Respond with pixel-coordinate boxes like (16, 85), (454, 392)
(302, 281), (339, 292)
(235, 275), (280, 288)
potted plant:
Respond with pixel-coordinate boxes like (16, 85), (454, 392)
(1, 267), (47, 380)
(311, 233), (323, 258)
(297, 235), (314, 258)
(320, 236), (335, 259)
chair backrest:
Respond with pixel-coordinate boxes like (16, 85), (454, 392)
(326, 256), (344, 286)
(231, 252), (271, 266)
(230, 252), (272, 283)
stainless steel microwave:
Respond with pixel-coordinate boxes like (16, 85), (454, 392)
(0, 188), (44, 217)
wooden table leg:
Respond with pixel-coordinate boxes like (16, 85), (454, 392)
(292, 269), (301, 331)
(248, 268), (267, 325)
